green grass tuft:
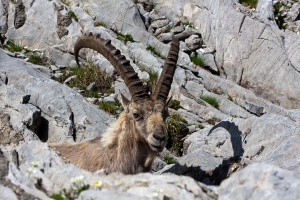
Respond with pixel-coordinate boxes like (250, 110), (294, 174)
(165, 113), (189, 156)
(200, 95), (219, 109)
(240, 0), (258, 8)
(3, 39), (23, 52)
(190, 54), (205, 66)
(69, 11), (78, 22)
(163, 155), (176, 164)
(169, 99), (181, 110)
(117, 33), (134, 44)
(146, 45), (165, 59)
(98, 98), (123, 116)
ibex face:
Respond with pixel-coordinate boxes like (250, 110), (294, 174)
(74, 32), (179, 152)
(121, 97), (169, 152)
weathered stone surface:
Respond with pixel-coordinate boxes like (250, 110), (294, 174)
(216, 163), (300, 200)
(0, 184), (18, 200)
(0, 49), (114, 143)
(154, 0), (300, 109)
(185, 34), (203, 51)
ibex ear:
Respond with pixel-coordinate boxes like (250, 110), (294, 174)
(120, 92), (130, 113)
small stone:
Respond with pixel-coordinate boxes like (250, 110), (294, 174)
(103, 96), (115, 102)
(86, 82), (96, 91)
(64, 75), (76, 84)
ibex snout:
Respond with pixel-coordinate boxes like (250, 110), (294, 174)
(148, 124), (167, 152)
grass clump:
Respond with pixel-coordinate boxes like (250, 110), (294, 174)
(28, 53), (47, 66)
(117, 33), (134, 44)
(146, 45), (165, 59)
(200, 95), (219, 109)
(94, 20), (107, 27)
(165, 113), (189, 156)
(206, 117), (221, 125)
(181, 21), (195, 29)
(169, 99), (181, 110)
(98, 98), (123, 116)
(53, 62), (114, 98)
(240, 0), (258, 9)
(3, 39), (23, 52)
(190, 54), (205, 66)
(61, 0), (71, 6)
(140, 67), (158, 93)
(69, 11), (78, 22)
(198, 123), (205, 129)
(163, 155), (176, 164)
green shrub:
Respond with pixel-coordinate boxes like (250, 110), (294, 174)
(190, 54), (205, 66)
(53, 62), (114, 98)
(117, 33), (134, 43)
(98, 99), (123, 116)
(69, 11), (78, 22)
(198, 123), (205, 129)
(181, 21), (195, 29)
(165, 113), (189, 156)
(169, 99), (181, 110)
(3, 39), (23, 52)
(163, 155), (176, 164)
(200, 95), (219, 109)
(240, 0), (258, 8)
(28, 53), (47, 66)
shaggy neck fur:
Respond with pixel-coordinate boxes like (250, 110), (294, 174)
(53, 112), (156, 174)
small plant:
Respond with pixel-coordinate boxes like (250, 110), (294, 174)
(99, 98), (123, 116)
(190, 54), (205, 66)
(163, 155), (176, 164)
(227, 95), (233, 102)
(165, 113), (189, 156)
(61, 0), (71, 6)
(94, 20), (107, 27)
(69, 11), (78, 22)
(3, 39), (23, 52)
(10, 0), (17, 4)
(181, 21), (195, 29)
(56, 62), (114, 98)
(28, 53), (47, 66)
(274, 2), (286, 29)
(206, 117), (220, 125)
(169, 99), (181, 110)
(198, 123), (205, 129)
(84, 8), (91, 15)
(146, 45), (165, 59)
(50, 175), (90, 200)
(200, 95), (219, 109)
(117, 32), (134, 44)
(140, 67), (158, 93)
(240, 0), (258, 9)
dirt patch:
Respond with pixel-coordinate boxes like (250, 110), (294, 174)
(0, 112), (24, 145)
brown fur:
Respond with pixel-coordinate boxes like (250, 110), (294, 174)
(52, 99), (169, 174)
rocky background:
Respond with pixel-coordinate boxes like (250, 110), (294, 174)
(1, 0), (300, 199)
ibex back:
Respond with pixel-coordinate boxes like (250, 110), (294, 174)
(52, 32), (179, 174)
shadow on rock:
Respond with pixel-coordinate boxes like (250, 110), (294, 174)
(162, 121), (246, 185)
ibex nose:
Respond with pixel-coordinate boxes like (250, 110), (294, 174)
(153, 124), (166, 142)
(153, 134), (165, 142)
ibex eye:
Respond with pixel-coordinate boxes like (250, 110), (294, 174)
(133, 113), (141, 120)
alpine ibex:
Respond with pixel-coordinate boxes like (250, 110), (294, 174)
(52, 32), (179, 174)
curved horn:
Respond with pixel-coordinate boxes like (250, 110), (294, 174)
(74, 32), (149, 102)
(152, 37), (180, 102)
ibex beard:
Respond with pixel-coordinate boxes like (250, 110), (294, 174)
(52, 32), (179, 174)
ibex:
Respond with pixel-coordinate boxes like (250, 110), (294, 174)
(52, 32), (179, 174)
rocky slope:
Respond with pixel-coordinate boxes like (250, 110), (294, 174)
(0, 0), (300, 199)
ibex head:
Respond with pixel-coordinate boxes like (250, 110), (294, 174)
(74, 32), (179, 152)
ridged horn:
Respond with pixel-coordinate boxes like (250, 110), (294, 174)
(152, 37), (179, 102)
(74, 32), (149, 102)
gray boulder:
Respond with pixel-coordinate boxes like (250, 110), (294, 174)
(216, 163), (300, 200)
